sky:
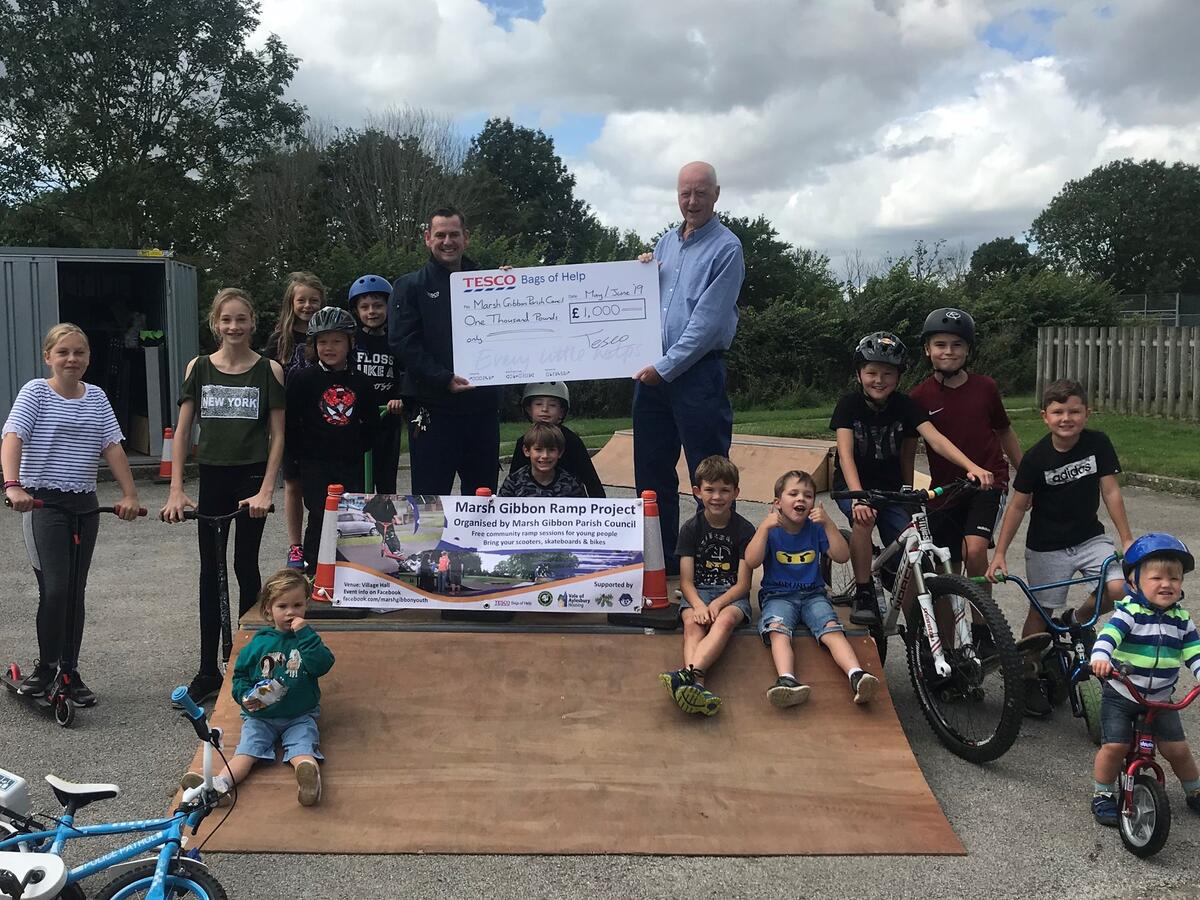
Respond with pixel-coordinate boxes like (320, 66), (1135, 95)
(252, 0), (1200, 268)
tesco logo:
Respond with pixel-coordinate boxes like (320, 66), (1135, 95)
(462, 274), (517, 289)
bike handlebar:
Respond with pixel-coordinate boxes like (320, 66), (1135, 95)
(831, 478), (978, 506)
(1107, 665), (1200, 711)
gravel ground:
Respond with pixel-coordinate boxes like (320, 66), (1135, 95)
(2, 475), (1198, 900)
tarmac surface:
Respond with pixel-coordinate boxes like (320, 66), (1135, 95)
(2, 474), (1199, 899)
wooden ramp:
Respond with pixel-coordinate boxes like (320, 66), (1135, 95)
(186, 630), (963, 856)
(590, 430), (838, 502)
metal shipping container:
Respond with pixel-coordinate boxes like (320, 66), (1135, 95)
(0, 247), (199, 459)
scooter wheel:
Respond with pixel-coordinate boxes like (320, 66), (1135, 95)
(54, 695), (75, 727)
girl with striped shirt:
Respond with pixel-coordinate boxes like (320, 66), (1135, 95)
(2, 323), (141, 706)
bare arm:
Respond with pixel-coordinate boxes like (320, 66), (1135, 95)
(916, 421), (993, 487)
(744, 513), (776, 570)
(901, 436), (917, 487)
(988, 489), (1031, 579)
(162, 357), (199, 522)
(1099, 474), (1134, 550)
(679, 556), (704, 610)
(1, 433), (34, 511)
(100, 442), (140, 520)
(997, 426), (1023, 471)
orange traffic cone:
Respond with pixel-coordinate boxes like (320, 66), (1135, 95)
(311, 483), (344, 604)
(155, 428), (173, 482)
(640, 490), (669, 610)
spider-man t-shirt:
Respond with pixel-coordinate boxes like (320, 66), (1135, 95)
(284, 363), (378, 463)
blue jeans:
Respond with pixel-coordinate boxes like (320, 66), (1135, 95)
(680, 583), (752, 624)
(633, 355), (732, 574)
(235, 708), (324, 763)
(759, 590), (843, 642)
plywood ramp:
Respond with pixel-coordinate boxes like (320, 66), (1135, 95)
(590, 430), (837, 502)
(187, 630), (962, 856)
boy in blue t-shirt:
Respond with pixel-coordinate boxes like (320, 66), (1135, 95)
(745, 469), (880, 708)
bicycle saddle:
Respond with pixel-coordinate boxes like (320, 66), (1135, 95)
(44, 775), (119, 809)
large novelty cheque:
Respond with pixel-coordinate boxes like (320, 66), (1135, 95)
(450, 260), (662, 385)
(332, 494), (645, 612)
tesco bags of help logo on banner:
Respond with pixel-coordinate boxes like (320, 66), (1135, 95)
(331, 494), (645, 612)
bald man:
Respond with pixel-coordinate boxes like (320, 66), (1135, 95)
(634, 161), (746, 573)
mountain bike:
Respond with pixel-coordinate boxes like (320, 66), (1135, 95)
(0, 686), (230, 899)
(830, 481), (1023, 762)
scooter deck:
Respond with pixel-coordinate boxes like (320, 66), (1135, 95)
(0, 671), (55, 709)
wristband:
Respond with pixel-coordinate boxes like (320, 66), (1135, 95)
(3, 480), (22, 490)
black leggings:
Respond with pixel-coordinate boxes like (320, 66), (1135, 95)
(299, 459), (363, 576)
(197, 463), (267, 676)
(23, 489), (100, 670)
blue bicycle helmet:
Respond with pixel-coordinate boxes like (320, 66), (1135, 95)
(1122, 533), (1195, 578)
(348, 274), (392, 304)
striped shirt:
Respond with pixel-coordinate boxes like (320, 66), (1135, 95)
(2, 380), (124, 493)
(1091, 595), (1200, 702)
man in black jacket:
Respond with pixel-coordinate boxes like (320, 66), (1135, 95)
(388, 208), (500, 495)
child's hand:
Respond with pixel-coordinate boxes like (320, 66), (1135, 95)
(387, 399), (404, 414)
(289, 615), (307, 632)
(809, 503), (828, 527)
(5, 486), (36, 512)
(1091, 658), (1113, 679)
(760, 507), (782, 530)
(115, 494), (141, 521)
(243, 697), (265, 712)
(965, 466), (994, 490)
(852, 501), (876, 526)
(691, 604), (712, 626)
(160, 489), (195, 523)
(987, 554), (1008, 583)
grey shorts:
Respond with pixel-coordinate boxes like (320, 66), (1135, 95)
(1023, 535), (1123, 609)
(680, 584), (751, 625)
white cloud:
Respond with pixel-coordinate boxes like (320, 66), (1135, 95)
(253, 0), (1200, 262)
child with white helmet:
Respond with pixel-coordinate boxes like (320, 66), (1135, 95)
(506, 382), (605, 498)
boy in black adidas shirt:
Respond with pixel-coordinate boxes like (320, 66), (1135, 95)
(990, 379), (1133, 645)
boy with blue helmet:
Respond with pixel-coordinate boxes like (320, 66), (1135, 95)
(348, 274), (405, 496)
(1088, 533), (1200, 825)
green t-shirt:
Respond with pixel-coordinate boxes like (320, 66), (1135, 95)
(180, 355), (284, 466)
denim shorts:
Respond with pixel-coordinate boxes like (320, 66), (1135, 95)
(235, 707), (324, 763)
(1099, 683), (1185, 746)
(835, 498), (909, 550)
(1024, 535), (1123, 609)
(680, 584), (752, 625)
(758, 590), (842, 643)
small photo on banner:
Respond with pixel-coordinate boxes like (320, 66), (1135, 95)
(331, 494), (645, 613)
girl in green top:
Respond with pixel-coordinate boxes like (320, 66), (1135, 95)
(161, 289), (286, 706)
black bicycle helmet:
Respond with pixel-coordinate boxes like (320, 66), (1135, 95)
(921, 308), (976, 347)
(307, 306), (357, 340)
(853, 332), (908, 372)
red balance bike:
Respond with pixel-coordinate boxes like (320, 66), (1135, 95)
(2, 498), (146, 727)
(1106, 666), (1200, 857)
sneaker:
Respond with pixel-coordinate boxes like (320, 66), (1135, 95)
(1186, 790), (1200, 814)
(1023, 678), (1052, 718)
(16, 661), (53, 697)
(1056, 607), (1099, 653)
(63, 671), (97, 707)
(295, 760), (321, 806)
(1092, 792), (1119, 827)
(286, 544), (305, 569)
(850, 671), (879, 705)
(658, 667), (695, 699)
(180, 772), (233, 807)
(675, 683), (722, 716)
(767, 676), (811, 709)
(849, 587), (880, 627)
(172, 672), (224, 708)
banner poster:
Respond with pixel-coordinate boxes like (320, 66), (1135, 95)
(332, 494), (645, 612)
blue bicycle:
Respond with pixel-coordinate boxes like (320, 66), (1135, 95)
(978, 555), (1117, 745)
(0, 687), (229, 899)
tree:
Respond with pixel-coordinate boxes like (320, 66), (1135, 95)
(465, 118), (599, 263)
(0, 0), (305, 251)
(966, 236), (1042, 295)
(1030, 159), (1200, 293)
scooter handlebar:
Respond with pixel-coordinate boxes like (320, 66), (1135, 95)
(172, 686), (213, 743)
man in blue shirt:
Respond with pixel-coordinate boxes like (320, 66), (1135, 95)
(635, 161), (745, 573)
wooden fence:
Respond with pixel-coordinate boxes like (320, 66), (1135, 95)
(1035, 326), (1200, 420)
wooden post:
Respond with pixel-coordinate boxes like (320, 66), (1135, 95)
(1057, 326), (1068, 379)
(1097, 326), (1109, 410)
(1086, 326), (1098, 406)
(1130, 327), (1143, 415)
(1191, 326), (1200, 421)
(1035, 327), (1046, 405)
(1152, 326), (1161, 417)
(1122, 326), (1133, 415)
(1166, 326), (1178, 417)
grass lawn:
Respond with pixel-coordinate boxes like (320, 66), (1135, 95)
(534, 393), (1200, 481)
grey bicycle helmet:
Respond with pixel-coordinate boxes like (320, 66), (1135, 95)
(521, 381), (570, 414)
(921, 308), (976, 348)
(853, 332), (908, 372)
(307, 306), (357, 340)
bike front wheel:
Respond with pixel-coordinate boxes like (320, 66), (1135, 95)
(1077, 678), (1103, 746)
(92, 858), (228, 900)
(1119, 774), (1171, 858)
(905, 574), (1023, 763)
